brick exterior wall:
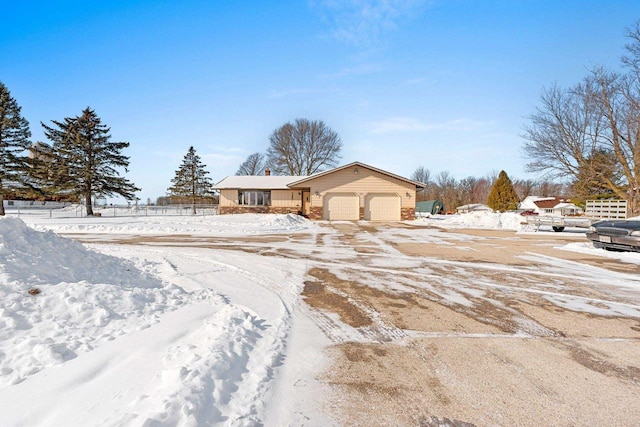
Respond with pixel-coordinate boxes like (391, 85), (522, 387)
(401, 207), (415, 220)
(220, 205), (416, 220)
(308, 207), (323, 220)
(219, 206), (301, 215)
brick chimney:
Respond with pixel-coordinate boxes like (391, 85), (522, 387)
(265, 168), (271, 176)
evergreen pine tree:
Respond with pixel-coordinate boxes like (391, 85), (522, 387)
(0, 82), (32, 215)
(487, 170), (520, 212)
(42, 107), (140, 215)
(167, 146), (213, 214)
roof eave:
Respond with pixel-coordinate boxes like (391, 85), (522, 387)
(288, 161), (425, 188)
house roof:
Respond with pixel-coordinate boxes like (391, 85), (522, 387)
(287, 161), (426, 188)
(533, 197), (563, 209)
(212, 175), (306, 190)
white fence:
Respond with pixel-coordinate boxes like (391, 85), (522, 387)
(5, 204), (219, 219)
(585, 199), (628, 220)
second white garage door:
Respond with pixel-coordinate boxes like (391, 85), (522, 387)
(364, 193), (401, 221)
(324, 193), (359, 220)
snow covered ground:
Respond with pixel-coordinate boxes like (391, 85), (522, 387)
(1, 210), (639, 426)
(419, 212), (640, 265)
(0, 213), (330, 426)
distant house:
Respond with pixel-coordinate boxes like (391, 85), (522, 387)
(519, 196), (583, 216)
(456, 203), (493, 214)
(213, 161), (425, 221)
(552, 202), (583, 216)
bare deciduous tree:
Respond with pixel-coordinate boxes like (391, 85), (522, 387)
(266, 118), (342, 175)
(522, 81), (603, 182)
(236, 152), (265, 176)
(411, 166), (432, 201)
(435, 171), (457, 212)
(458, 176), (494, 205)
(411, 166), (431, 185)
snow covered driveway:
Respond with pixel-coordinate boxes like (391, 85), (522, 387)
(2, 213), (640, 426)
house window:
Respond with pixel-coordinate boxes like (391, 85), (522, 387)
(238, 190), (271, 206)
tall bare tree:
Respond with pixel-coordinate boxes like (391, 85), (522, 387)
(458, 176), (494, 205)
(266, 118), (342, 175)
(435, 171), (458, 212)
(236, 152), (265, 175)
(590, 67), (640, 215)
(411, 166), (432, 201)
(522, 81), (604, 181)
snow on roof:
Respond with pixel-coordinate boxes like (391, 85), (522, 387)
(213, 175), (306, 190)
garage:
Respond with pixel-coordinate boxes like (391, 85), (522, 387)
(364, 193), (401, 221)
(324, 193), (359, 220)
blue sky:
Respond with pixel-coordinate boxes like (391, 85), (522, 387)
(2, 0), (639, 203)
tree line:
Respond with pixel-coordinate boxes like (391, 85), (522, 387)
(411, 166), (568, 213)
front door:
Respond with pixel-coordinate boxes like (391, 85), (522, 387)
(302, 191), (311, 216)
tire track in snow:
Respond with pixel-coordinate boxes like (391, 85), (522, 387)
(97, 244), (305, 425)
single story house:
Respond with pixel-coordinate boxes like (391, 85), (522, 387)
(213, 161), (425, 221)
(519, 196), (583, 216)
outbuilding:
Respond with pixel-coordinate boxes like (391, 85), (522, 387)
(416, 200), (445, 215)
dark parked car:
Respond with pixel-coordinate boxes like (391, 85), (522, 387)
(586, 220), (640, 252)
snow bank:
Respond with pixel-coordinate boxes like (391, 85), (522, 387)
(0, 217), (309, 425)
(23, 213), (316, 236)
(417, 211), (525, 231)
(0, 217), (214, 387)
(0, 217), (160, 286)
(559, 241), (640, 265)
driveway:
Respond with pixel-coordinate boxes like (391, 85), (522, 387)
(301, 223), (640, 426)
(80, 221), (640, 426)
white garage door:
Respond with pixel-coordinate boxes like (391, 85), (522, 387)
(365, 193), (401, 221)
(324, 193), (359, 220)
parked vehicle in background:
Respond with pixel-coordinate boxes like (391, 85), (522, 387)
(586, 220), (640, 252)
(526, 215), (597, 232)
